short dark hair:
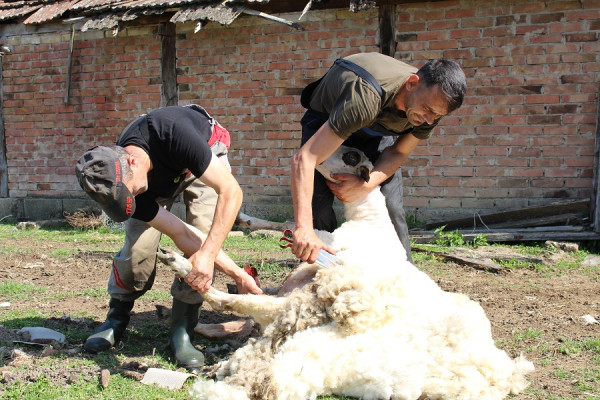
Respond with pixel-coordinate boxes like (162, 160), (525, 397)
(416, 59), (466, 113)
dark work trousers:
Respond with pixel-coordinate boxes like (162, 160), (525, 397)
(300, 109), (413, 262)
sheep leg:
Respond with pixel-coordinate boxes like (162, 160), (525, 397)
(203, 287), (285, 328)
(156, 249), (285, 327)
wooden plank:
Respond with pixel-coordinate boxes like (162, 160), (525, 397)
(378, 4), (396, 57)
(423, 199), (590, 230)
(410, 229), (600, 244)
(593, 87), (600, 232)
(486, 213), (581, 229)
(412, 226), (586, 235)
(0, 54), (6, 197)
(160, 22), (177, 108)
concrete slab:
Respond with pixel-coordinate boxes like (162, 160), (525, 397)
(23, 198), (63, 220)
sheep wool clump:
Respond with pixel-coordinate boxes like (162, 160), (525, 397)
(190, 147), (534, 400)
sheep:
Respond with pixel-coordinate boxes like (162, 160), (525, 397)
(158, 145), (534, 400)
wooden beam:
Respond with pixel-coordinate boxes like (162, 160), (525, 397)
(423, 199), (590, 230)
(0, 54), (7, 197)
(159, 22), (177, 107)
(410, 228), (600, 244)
(378, 4), (396, 57)
(593, 88), (600, 232)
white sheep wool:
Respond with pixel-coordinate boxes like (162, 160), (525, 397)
(190, 153), (533, 400)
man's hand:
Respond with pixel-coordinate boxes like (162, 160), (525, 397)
(326, 173), (373, 203)
(234, 271), (263, 295)
(185, 251), (215, 293)
(291, 226), (336, 264)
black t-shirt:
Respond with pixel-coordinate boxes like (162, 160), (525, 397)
(116, 105), (213, 222)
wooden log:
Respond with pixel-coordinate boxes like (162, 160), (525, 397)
(159, 22), (177, 107)
(235, 211), (295, 231)
(0, 53), (7, 197)
(593, 87), (600, 232)
(412, 247), (504, 272)
(378, 4), (396, 57)
(438, 254), (504, 273)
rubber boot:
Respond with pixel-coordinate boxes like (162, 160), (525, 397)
(170, 298), (205, 369)
(84, 298), (134, 353)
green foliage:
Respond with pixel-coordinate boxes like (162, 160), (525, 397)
(432, 225), (488, 248)
(406, 213), (424, 229)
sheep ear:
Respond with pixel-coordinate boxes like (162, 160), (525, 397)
(359, 166), (370, 182)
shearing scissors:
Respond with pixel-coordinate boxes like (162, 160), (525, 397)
(278, 229), (341, 269)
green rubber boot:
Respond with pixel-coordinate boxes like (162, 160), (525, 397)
(84, 298), (134, 353)
(170, 298), (205, 369)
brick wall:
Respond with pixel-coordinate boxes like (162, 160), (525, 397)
(394, 0), (600, 222)
(0, 0), (598, 223)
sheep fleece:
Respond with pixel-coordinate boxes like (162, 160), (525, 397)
(191, 256), (533, 400)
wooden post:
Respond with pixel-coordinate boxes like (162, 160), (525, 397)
(378, 4), (396, 57)
(593, 89), (600, 232)
(64, 23), (75, 105)
(160, 22), (177, 107)
(0, 53), (7, 197)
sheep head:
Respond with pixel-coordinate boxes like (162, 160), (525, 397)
(316, 145), (373, 183)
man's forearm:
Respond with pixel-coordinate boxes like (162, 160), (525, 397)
(370, 134), (421, 185)
(177, 217), (244, 279)
(201, 183), (242, 261)
(291, 149), (317, 231)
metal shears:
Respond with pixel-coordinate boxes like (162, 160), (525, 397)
(279, 229), (341, 269)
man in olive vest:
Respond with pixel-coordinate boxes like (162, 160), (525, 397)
(291, 53), (466, 263)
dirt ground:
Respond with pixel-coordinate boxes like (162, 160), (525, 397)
(0, 236), (599, 399)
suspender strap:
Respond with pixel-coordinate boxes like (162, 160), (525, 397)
(334, 58), (383, 99)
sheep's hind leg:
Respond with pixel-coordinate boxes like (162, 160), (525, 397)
(202, 288), (285, 328)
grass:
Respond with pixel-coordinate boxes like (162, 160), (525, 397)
(1, 223), (600, 399)
(0, 281), (46, 298)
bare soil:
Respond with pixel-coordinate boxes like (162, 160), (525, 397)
(0, 236), (599, 399)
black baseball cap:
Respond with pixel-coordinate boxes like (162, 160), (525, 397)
(75, 146), (136, 222)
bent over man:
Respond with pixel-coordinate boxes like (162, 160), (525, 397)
(291, 53), (467, 263)
(75, 104), (261, 369)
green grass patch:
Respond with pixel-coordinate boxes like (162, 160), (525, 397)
(253, 260), (291, 282)
(44, 287), (106, 300)
(558, 338), (600, 356)
(223, 234), (285, 253)
(0, 308), (50, 328)
(137, 289), (172, 302)
(0, 281), (46, 299)
(514, 328), (544, 341)
(0, 223), (124, 249)
(1, 372), (192, 399)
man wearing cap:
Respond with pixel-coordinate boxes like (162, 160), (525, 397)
(75, 104), (261, 369)
(291, 53), (466, 264)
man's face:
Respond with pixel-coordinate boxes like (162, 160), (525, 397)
(404, 84), (449, 126)
(126, 164), (148, 197)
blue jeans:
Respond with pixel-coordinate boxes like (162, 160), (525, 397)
(300, 109), (413, 262)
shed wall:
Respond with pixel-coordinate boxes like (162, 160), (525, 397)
(0, 0), (598, 224)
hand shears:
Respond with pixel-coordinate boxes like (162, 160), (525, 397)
(278, 229), (341, 269)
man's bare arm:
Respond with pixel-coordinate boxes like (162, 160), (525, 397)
(290, 121), (343, 263)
